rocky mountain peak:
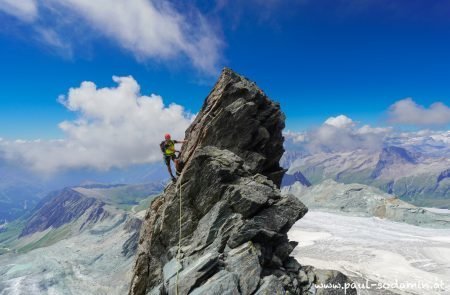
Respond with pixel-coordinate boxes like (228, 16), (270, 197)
(371, 146), (417, 179)
(19, 188), (107, 237)
(178, 67), (286, 187)
(380, 146), (417, 164)
(129, 69), (354, 294)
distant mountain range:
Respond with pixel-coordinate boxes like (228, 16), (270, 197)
(284, 131), (450, 207)
(0, 161), (167, 222)
(0, 182), (164, 294)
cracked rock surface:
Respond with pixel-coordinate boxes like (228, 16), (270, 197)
(128, 68), (355, 295)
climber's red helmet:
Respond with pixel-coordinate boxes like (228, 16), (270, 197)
(165, 133), (171, 140)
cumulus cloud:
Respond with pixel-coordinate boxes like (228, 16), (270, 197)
(0, 0), (222, 73)
(285, 115), (392, 153)
(285, 100), (450, 155)
(284, 130), (306, 143)
(0, 76), (192, 173)
(0, 0), (38, 22)
(388, 98), (450, 127)
(324, 115), (355, 128)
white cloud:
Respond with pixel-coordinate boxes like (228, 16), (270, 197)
(388, 98), (450, 127)
(285, 112), (449, 156)
(0, 0), (222, 73)
(284, 130), (306, 143)
(0, 0), (38, 22)
(34, 27), (73, 57)
(356, 125), (392, 135)
(0, 76), (192, 173)
(286, 115), (392, 153)
(324, 115), (355, 128)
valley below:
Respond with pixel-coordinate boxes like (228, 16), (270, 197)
(3, 207), (449, 295)
(289, 210), (450, 295)
(0, 212), (138, 295)
(0, 183), (161, 295)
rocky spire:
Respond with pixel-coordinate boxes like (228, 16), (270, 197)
(178, 68), (286, 187)
(128, 68), (354, 295)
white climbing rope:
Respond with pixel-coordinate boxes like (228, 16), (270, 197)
(175, 172), (184, 295)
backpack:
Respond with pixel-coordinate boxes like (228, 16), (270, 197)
(160, 141), (166, 154)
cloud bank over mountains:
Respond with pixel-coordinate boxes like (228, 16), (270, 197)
(0, 76), (192, 173)
(0, 0), (222, 73)
(388, 98), (450, 127)
(0, 90), (448, 174)
(284, 98), (449, 154)
(285, 112), (449, 155)
(285, 115), (392, 153)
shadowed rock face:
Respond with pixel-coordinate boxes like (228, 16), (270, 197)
(128, 68), (355, 295)
(437, 168), (450, 183)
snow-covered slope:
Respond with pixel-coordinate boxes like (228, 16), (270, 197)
(289, 211), (450, 295)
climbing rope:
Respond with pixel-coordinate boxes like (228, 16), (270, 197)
(175, 171), (184, 295)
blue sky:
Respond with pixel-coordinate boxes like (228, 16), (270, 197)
(1, 0), (450, 140)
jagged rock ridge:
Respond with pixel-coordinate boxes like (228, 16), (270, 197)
(129, 68), (354, 295)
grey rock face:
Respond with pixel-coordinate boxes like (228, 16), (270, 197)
(189, 270), (240, 295)
(177, 68), (286, 186)
(225, 242), (261, 294)
(128, 68), (354, 295)
(254, 275), (285, 294)
(306, 267), (357, 295)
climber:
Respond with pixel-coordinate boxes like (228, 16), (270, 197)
(160, 133), (186, 182)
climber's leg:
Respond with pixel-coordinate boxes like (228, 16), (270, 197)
(164, 155), (176, 181)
